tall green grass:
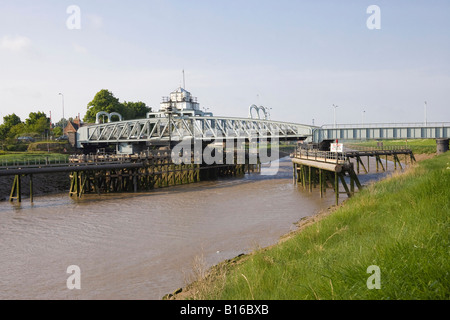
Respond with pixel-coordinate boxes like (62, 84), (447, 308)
(188, 152), (450, 300)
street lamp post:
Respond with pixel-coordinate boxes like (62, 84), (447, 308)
(58, 93), (65, 135)
(362, 110), (366, 126)
(424, 101), (427, 126)
(165, 105), (173, 148)
(333, 104), (338, 128)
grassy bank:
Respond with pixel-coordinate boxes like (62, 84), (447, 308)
(176, 152), (450, 300)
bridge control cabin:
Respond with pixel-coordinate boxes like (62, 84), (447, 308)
(148, 87), (213, 118)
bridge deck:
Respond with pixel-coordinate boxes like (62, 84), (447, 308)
(313, 122), (450, 142)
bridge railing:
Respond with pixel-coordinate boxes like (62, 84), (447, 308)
(69, 150), (173, 163)
(321, 122), (450, 129)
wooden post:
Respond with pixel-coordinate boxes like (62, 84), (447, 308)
(319, 169), (323, 198)
(10, 174), (22, 202)
(133, 172), (138, 192)
(335, 171), (339, 205)
(378, 155), (385, 171)
(69, 172), (77, 197)
(308, 166), (312, 192)
(29, 174), (33, 203)
(356, 156), (360, 174)
(293, 163), (297, 185)
(358, 156), (368, 174)
(339, 173), (352, 197)
(312, 167), (316, 189)
(394, 154), (402, 170)
(350, 173), (354, 196)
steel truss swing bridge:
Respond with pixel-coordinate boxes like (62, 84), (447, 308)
(77, 117), (450, 152)
(76, 115), (314, 151)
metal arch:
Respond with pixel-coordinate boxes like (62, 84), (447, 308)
(77, 115), (314, 147)
(109, 112), (123, 122)
(95, 111), (124, 124)
(95, 111), (110, 124)
(248, 105), (269, 120)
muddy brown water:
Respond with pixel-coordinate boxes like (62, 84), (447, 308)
(0, 156), (395, 299)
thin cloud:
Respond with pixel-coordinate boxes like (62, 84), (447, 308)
(0, 35), (32, 52)
(86, 14), (103, 29)
(73, 43), (88, 54)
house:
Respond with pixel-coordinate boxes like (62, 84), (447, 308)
(64, 116), (82, 147)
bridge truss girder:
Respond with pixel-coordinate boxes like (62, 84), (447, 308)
(77, 116), (314, 148)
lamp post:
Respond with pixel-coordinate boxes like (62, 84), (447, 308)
(58, 93), (64, 135)
(424, 101), (427, 126)
(333, 104), (338, 128)
(165, 105), (173, 149)
(362, 110), (366, 126)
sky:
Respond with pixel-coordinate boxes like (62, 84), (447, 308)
(0, 0), (449, 126)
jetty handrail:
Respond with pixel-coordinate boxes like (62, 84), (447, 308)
(293, 148), (347, 163)
(346, 145), (412, 152)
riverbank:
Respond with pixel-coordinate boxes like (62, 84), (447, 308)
(167, 152), (449, 300)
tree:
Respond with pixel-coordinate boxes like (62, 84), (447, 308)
(8, 123), (25, 139)
(53, 126), (63, 137)
(83, 89), (123, 123)
(24, 111), (50, 136)
(122, 101), (151, 120)
(83, 89), (152, 123)
(3, 114), (22, 127)
(25, 111), (48, 126)
(54, 118), (69, 129)
(0, 114), (22, 140)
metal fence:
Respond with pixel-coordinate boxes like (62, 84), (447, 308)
(347, 145), (411, 152)
(0, 156), (69, 168)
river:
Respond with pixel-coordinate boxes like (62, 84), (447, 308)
(0, 156), (391, 300)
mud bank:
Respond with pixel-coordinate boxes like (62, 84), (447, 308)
(0, 172), (70, 201)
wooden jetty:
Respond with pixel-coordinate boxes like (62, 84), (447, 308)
(291, 146), (415, 205)
(2, 150), (260, 202)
